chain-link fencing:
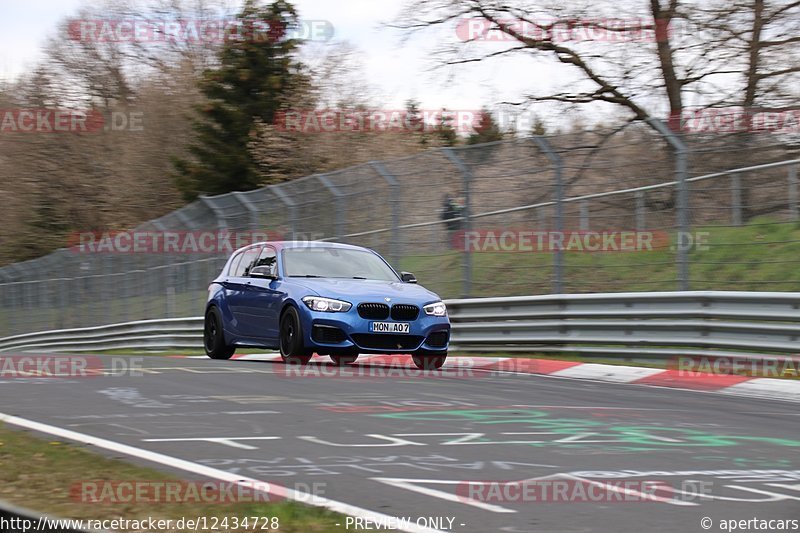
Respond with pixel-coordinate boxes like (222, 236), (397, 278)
(1, 120), (798, 337)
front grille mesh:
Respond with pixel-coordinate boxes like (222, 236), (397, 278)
(351, 334), (424, 351)
(391, 304), (420, 321)
(358, 303), (390, 320)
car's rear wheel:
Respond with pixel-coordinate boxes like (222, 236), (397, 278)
(330, 354), (359, 365)
(412, 353), (447, 370)
(280, 306), (312, 365)
(204, 307), (236, 360)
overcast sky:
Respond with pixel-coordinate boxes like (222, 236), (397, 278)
(2, 1), (562, 108)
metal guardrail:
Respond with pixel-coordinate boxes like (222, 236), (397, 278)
(1, 291), (798, 359)
(446, 291), (800, 358)
(0, 318), (203, 353)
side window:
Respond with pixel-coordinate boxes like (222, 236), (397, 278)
(253, 246), (277, 274)
(232, 247), (261, 277)
(227, 252), (243, 276)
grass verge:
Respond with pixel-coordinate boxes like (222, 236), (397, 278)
(0, 424), (346, 532)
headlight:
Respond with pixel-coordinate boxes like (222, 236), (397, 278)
(302, 296), (352, 313)
(424, 301), (447, 317)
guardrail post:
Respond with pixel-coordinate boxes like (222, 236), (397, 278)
(635, 191), (646, 230)
(442, 148), (473, 298)
(270, 184), (298, 239)
(316, 174), (345, 240)
(370, 161), (401, 266)
(789, 165), (798, 221)
(731, 173), (743, 226)
(530, 136), (564, 294)
(647, 118), (690, 291)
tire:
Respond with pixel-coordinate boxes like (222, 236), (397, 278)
(330, 354), (359, 366)
(204, 307), (236, 360)
(412, 352), (447, 370)
(280, 306), (312, 365)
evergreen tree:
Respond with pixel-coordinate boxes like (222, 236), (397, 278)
(530, 115), (547, 136)
(467, 108), (503, 144)
(175, 0), (301, 200)
(434, 108), (458, 147)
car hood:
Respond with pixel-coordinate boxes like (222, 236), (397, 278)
(290, 278), (442, 304)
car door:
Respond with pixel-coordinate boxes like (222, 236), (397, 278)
(238, 245), (282, 340)
(224, 246), (262, 338)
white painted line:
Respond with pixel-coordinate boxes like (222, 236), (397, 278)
(722, 485), (800, 502)
(142, 436), (281, 450)
(549, 363), (665, 383)
(232, 353), (283, 361)
(560, 474), (697, 506)
(447, 357), (511, 368)
(371, 477), (515, 514)
(0, 413), (444, 533)
(718, 379), (800, 401)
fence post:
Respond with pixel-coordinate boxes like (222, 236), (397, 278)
(442, 148), (473, 298)
(0, 284), (5, 338)
(635, 191), (646, 231)
(537, 208), (547, 229)
(530, 136), (564, 294)
(731, 173), (743, 226)
(646, 118), (690, 291)
(270, 185), (298, 239)
(166, 266), (177, 318)
(199, 196), (228, 230)
(579, 200), (589, 230)
(370, 161), (401, 266)
(10, 282), (19, 335)
(175, 209), (196, 230)
(231, 191), (261, 230)
(789, 165), (798, 221)
(316, 174), (345, 240)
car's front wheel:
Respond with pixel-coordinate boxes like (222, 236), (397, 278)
(412, 352), (447, 370)
(204, 307), (236, 360)
(280, 306), (312, 365)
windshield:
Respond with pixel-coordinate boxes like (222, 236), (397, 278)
(282, 247), (399, 281)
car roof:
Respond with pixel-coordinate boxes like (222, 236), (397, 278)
(235, 241), (369, 253)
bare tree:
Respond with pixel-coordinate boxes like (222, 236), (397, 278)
(395, 0), (799, 129)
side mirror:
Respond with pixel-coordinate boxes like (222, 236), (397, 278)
(250, 265), (277, 279)
(401, 271), (417, 284)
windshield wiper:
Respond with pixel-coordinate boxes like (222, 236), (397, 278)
(290, 275), (324, 278)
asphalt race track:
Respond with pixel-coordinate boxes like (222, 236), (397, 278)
(1, 355), (799, 533)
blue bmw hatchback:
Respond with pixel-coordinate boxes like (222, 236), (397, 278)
(204, 241), (451, 369)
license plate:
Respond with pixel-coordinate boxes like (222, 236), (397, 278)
(371, 322), (410, 334)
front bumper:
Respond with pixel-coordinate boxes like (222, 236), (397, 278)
(299, 307), (450, 354)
